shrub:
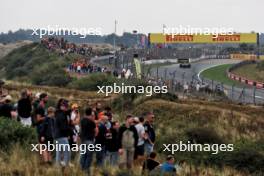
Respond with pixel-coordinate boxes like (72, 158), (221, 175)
(68, 73), (117, 91)
(0, 118), (37, 151)
(185, 127), (224, 144)
(208, 141), (264, 174)
(31, 62), (72, 87)
(0, 43), (74, 86)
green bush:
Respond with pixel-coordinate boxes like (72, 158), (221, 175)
(31, 63), (72, 86)
(67, 73), (117, 91)
(0, 118), (37, 151)
(185, 127), (224, 144)
(0, 43), (74, 86)
(208, 141), (264, 174)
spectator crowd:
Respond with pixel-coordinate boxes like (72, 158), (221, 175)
(68, 59), (109, 75)
(41, 37), (94, 56)
(0, 88), (183, 176)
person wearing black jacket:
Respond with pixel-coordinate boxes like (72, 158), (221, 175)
(144, 112), (156, 156)
(105, 121), (120, 166)
(95, 115), (108, 167)
(0, 95), (15, 119)
(17, 90), (32, 126)
(118, 115), (138, 169)
(79, 107), (97, 175)
(39, 107), (55, 164)
(54, 99), (71, 167)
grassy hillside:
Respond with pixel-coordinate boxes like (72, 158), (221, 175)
(0, 40), (32, 59)
(0, 43), (76, 86)
(1, 81), (263, 175)
(0, 93), (263, 175)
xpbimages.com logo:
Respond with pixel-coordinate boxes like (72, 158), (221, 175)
(31, 141), (102, 154)
(97, 83), (168, 96)
(31, 25), (102, 38)
(163, 141), (234, 155)
(163, 25), (234, 38)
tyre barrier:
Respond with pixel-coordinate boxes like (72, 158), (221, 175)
(227, 61), (264, 89)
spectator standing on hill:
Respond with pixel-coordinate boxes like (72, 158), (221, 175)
(80, 108), (97, 175)
(39, 106), (56, 165)
(93, 102), (103, 121)
(118, 115), (139, 169)
(95, 115), (108, 167)
(105, 121), (120, 166)
(144, 112), (156, 156)
(70, 103), (80, 145)
(134, 117), (145, 164)
(104, 106), (113, 121)
(54, 99), (71, 167)
(35, 93), (48, 142)
(17, 89), (32, 126)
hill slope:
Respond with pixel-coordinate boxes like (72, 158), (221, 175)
(0, 43), (76, 86)
(0, 40), (32, 59)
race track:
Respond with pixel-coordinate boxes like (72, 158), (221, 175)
(157, 59), (264, 104)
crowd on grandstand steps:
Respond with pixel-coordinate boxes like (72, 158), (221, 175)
(0, 86), (183, 175)
(41, 37), (94, 56)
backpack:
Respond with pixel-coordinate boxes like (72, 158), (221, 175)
(121, 128), (135, 149)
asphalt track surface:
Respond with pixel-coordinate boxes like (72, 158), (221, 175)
(157, 59), (264, 104)
(154, 59), (239, 81)
(92, 55), (264, 104)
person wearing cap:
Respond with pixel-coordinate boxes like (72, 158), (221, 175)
(118, 115), (139, 169)
(0, 95), (15, 119)
(144, 112), (156, 156)
(17, 89), (32, 126)
(54, 99), (71, 167)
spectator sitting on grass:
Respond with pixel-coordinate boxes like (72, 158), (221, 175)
(160, 155), (177, 176)
(142, 152), (160, 175)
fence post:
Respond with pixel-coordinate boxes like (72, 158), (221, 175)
(253, 87), (256, 105)
(221, 83), (224, 91)
(231, 84), (234, 101)
(122, 54), (124, 69)
(241, 87), (245, 104)
(182, 72), (185, 85)
(156, 66), (159, 79)
(164, 68), (167, 80)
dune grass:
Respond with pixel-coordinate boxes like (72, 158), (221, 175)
(0, 82), (264, 175)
